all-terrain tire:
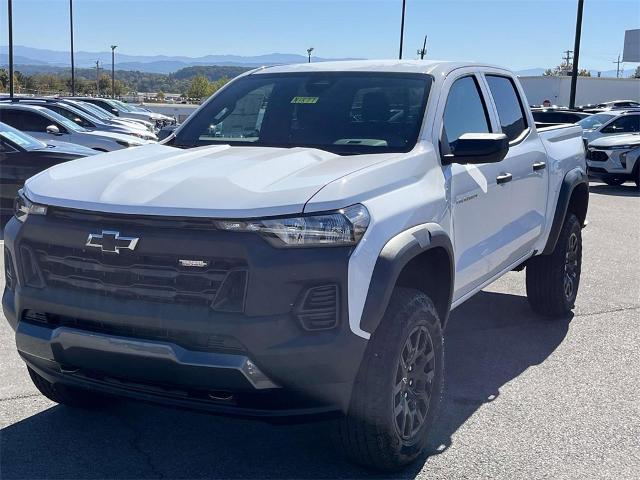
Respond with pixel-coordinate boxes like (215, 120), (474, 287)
(526, 213), (582, 317)
(28, 367), (109, 408)
(335, 288), (444, 471)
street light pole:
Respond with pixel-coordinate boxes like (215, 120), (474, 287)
(69, 0), (75, 96)
(569, 0), (584, 109)
(307, 47), (314, 63)
(7, 0), (14, 98)
(111, 45), (117, 98)
(399, 0), (406, 59)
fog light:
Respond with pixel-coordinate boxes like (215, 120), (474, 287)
(241, 359), (279, 389)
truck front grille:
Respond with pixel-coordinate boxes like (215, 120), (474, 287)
(27, 242), (247, 310)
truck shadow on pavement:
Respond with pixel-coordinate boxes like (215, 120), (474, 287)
(1, 291), (570, 479)
(588, 183), (640, 197)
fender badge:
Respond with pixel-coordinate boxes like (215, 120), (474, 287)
(179, 259), (209, 268)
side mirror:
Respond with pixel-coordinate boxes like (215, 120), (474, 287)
(73, 117), (83, 124)
(46, 125), (60, 135)
(444, 133), (509, 165)
(112, 108), (119, 116)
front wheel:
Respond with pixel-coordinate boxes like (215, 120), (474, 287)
(526, 214), (582, 317)
(336, 288), (444, 471)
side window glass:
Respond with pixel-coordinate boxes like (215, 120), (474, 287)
(610, 116), (639, 133)
(21, 112), (53, 132)
(486, 75), (528, 141)
(442, 76), (490, 151)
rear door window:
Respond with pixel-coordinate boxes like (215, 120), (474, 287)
(485, 75), (528, 141)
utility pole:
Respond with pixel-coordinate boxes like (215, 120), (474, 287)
(95, 60), (100, 95)
(307, 47), (314, 63)
(110, 45), (117, 98)
(613, 54), (623, 78)
(562, 50), (573, 76)
(7, 0), (14, 98)
(569, 0), (583, 109)
(69, 0), (75, 96)
(417, 35), (427, 60)
(399, 0), (406, 59)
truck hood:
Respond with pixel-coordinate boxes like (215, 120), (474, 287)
(24, 143), (403, 218)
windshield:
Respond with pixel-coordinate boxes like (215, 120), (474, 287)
(0, 121), (46, 150)
(112, 100), (137, 112)
(174, 72), (432, 155)
(75, 101), (112, 120)
(44, 109), (87, 132)
(578, 113), (616, 130)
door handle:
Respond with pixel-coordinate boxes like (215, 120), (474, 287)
(532, 161), (547, 171)
(496, 173), (513, 185)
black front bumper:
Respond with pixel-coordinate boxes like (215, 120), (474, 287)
(3, 213), (368, 418)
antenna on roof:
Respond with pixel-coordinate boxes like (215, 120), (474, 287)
(417, 35), (428, 60)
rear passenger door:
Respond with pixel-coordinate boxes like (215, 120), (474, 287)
(482, 73), (549, 262)
(439, 73), (514, 301)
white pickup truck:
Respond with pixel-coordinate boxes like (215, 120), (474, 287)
(3, 60), (588, 470)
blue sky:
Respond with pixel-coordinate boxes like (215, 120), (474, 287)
(2, 0), (639, 71)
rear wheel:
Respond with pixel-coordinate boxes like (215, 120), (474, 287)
(28, 367), (109, 408)
(336, 288), (444, 471)
(526, 214), (582, 317)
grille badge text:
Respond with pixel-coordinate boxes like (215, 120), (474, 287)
(179, 259), (209, 268)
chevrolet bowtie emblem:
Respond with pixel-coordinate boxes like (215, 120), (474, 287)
(86, 230), (139, 254)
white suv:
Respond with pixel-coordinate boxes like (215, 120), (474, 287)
(579, 111), (640, 145)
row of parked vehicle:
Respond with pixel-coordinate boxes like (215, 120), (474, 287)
(0, 95), (178, 220)
(531, 102), (640, 187)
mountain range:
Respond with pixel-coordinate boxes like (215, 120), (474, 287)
(0, 45), (360, 73)
(0, 45), (630, 78)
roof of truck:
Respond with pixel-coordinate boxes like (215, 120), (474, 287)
(252, 59), (510, 76)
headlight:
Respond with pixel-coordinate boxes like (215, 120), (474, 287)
(215, 204), (370, 247)
(14, 190), (47, 223)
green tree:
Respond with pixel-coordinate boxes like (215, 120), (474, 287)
(187, 74), (214, 100)
(156, 90), (165, 102)
(633, 66), (640, 79)
(544, 64), (591, 77)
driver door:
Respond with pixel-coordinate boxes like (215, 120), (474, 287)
(439, 73), (514, 302)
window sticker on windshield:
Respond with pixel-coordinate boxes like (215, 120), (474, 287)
(0, 131), (30, 146)
(291, 96), (319, 104)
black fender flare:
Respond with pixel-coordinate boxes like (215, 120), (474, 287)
(359, 223), (454, 335)
(542, 168), (589, 255)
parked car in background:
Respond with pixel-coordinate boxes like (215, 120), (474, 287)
(65, 97), (175, 130)
(586, 133), (640, 187)
(0, 104), (151, 151)
(4, 60), (589, 471)
(65, 99), (157, 133)
(0, 98), (158, 141)
(594, 100), (640, 110)
(578, 111), (640, 145)
(0, 121), (96, 219)
(531, 108), (591, 126)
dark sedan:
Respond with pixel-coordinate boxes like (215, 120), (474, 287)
(0, 122), (96, 219)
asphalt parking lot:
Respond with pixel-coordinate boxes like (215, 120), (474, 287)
(0, 181), (638, 480)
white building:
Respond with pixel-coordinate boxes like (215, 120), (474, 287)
(519, 76), (640, 106)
